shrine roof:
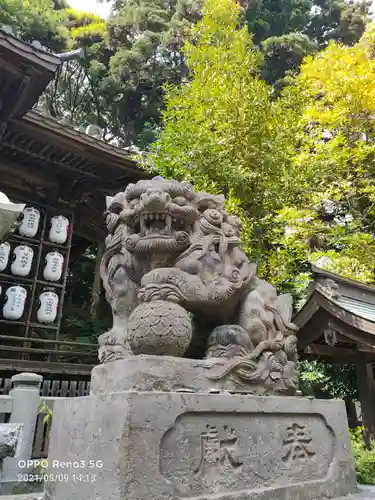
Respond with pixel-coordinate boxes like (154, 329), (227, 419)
(295, 266), (375, 325)
(0, 28), (61, 69)
(0, 29), (147, 242)
(334, 295), (375, 323)
(0, 28), (62, 120)
(21, 110), (144, 169)
(0, 110), (147, 242)
(294, 266), (375, 363)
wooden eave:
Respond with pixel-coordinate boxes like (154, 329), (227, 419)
(310, 265), (375, 300)
(294, 266), (375, 364)
(19, 111), (145, 178)
(0, 29), (60, 71)
(0, 110), (148, 242)
(0, 29), (61, 120)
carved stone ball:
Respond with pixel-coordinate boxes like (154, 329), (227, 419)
(127, 300), (193, 357)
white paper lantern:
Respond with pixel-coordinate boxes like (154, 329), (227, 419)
(43, 252), (64, 282)
(37, 290), (58, 324)
(49, 216), (69, 244)
(3, 286), (27, 320)
(18, 207), (40, 238)
(0, 192), (25, 241)
(0, 242), (11, 272)
(0, 192), (10, 204)
(11, 245), (34, 277)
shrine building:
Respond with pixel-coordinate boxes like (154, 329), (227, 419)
(295, 265), (375, 444)
(0, 27), (146, 385)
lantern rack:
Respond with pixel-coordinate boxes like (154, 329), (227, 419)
(0, 200), (74, 362)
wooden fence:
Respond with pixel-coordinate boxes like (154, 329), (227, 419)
(0, 377), (90, 397)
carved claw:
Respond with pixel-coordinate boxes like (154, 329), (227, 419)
(138, 284), (163, 302)
(98, 342), (133, 364)
(98, 329), (133, 364)
(138, 284), (183, 304)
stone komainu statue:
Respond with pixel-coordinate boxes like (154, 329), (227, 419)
(99, 177), (298, 394)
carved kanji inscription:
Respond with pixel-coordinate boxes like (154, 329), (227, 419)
(160, 412), (334, 497)
(282, 423), (316, 463)
(194, 424), (243, 476)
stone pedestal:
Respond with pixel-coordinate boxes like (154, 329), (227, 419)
(90, 355), (296, 395)
(45, 375), (357, 500)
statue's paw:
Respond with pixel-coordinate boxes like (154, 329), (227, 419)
(138, 284), (162, 302)
(98, 342), (133, 364)
(138, 284), (182, 303)
(98, 329), (133, 364)
(98, 330), (119, 347)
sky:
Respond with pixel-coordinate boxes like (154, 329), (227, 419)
(68, 0), (113, 18)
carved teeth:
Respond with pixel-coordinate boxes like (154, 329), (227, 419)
(166, 215), (172, 232)
(139, 212), (173, 237)
(140, 215), (146, 236)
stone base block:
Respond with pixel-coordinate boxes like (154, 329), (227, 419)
(90, 355), (296, 395)
(90, 355), (221, 394)
(44, 392), (357, 500)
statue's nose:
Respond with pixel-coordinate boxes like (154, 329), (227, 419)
(141, 189), (170, 210)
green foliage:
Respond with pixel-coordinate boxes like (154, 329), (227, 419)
(102, 0), (202, 146)
(147, 0), (299, 259)
(298, 361), (358, 399)
(0, 0), (111, 134)
(62, 312), (109, 344)
(261, 33), (317, 90)
(60, 244), (110, 345)
(0, 0), (71, 51)
(0, 0), (109, 50)
(307, 0), (370, 47)
(146, 1), (374, 296)
(298, 360), (329, 396)
(4, 0), (368, 144)
(245, 0), (370, 86)
(264, 25), (375, 293)
(39, 401), (53, 425)
(350, 426), (375, 485)
(246, 0), (312, 45)
(70, 22), (106, 42)
(37, 0), (203, 147)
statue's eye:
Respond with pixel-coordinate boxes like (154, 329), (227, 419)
(173, 197), (187, 206)
(129, 199), (139, 208)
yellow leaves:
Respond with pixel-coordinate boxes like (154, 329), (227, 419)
(201, 0), (241, 28)
(70, 21), (106, 42)
(297, 36), (375, 132)
(148, 0), (304, 270)
(65, 8), (104, 26)
(148, 0), (375, 293)
(358, 21), (375, 59)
